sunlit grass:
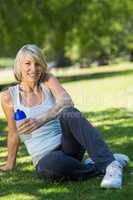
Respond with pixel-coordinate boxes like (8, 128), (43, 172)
(0, 57), (14, 68)
(63, 69), (133, 112)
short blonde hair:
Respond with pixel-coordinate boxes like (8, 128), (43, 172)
(14, 44), (48, 82)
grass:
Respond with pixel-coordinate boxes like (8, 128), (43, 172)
(0, 58), (14, 68)
(0, 64), (133, 200)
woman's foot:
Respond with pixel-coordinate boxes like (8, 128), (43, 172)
(83, 153), (129, 189)
(100, 160), (122, 189)
(113, 153), (129, 167)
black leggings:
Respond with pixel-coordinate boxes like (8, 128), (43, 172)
(36, 107), (114, 181)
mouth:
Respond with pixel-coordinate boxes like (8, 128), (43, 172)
(28, 73), (40, 78)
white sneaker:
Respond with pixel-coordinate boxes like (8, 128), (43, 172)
(83, 153), (129, 168)
(113, 153), (129, 167)
(100, 160), (123, 189)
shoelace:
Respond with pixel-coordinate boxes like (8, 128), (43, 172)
(106, 162), (122, 178)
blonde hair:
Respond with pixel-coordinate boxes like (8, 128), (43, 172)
(14, 44), (48, 82)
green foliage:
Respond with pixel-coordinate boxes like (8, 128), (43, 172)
(0, 0), (133, 63)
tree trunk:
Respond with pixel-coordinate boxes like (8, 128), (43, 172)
(56, 51), (71, 68)
(130, 50), (133, 62)
(96, 54), (109, 66)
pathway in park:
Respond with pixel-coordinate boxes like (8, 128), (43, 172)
(0, 68), (14, 118)
(0, 68), (14, 82)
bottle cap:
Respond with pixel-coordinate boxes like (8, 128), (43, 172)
(14, 109), (26, 121)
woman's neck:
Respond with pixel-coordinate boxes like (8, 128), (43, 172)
(19, 81), (40, 93)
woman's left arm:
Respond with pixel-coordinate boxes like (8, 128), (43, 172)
(40, 73), (74, 122)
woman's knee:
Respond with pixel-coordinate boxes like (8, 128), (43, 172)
(36, 150), (83, 181)
(36, 151), (68, 180)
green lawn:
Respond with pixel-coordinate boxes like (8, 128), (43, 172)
(0, 65), (133, 200)
(0, 58), (14, 69)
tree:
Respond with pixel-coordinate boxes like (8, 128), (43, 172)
(0, 0), (133, 66)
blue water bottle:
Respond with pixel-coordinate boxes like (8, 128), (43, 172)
(14, 109), (31, 142)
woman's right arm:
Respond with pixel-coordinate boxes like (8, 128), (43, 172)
(0, 89), (20, 171)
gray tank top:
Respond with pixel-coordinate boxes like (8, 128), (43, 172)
(8, 82), (62, 166)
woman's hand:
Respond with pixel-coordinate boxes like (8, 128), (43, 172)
(17, 118), (43, 135)
(0, 163), (14, 172)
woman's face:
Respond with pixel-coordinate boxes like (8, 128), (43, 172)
(20, 54), (42, 83)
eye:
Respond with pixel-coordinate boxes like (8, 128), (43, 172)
(25, 62), (30, 65)
(35, 62), (41, 67)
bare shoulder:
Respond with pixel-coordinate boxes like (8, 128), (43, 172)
(1, 88), (14, 114)
(1, 89), (12, 105)
(44, 73), (64, 90)
(43, 73), (74, 105)
(1, 88), (18, 132)
(44, 73), (60, 86)
(43, 73), (70, 97)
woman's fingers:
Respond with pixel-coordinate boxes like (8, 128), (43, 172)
(18, 119), (33, 132)
(0, 164), (13, 171)
(18, 119), (31, 129)
(22, 123), (37, 134)
(18, 119), (39, 134)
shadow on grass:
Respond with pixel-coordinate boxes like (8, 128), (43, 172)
(58, 68), (133, 83)
(0, 82), (16, 91)
(0, 107), (133, 199)
(0, 68), (133, 91)
(1, 107), (132, 161)
(0, 118), (7, 134)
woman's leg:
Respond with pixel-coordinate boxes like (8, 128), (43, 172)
(58, 106), (115, 173)
(36, 150), (99, 181)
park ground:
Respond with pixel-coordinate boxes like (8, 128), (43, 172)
(0, 63), (133, 200)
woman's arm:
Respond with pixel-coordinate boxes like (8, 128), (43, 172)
(0, 90), (20, 171)
(18, 74), (74, 134)
(40, 73), (74, 122)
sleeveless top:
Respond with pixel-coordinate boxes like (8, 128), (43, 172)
(8, 82), (62, 166)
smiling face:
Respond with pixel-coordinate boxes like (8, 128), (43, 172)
(20, 54), (43, 83)
(14, 44), (48, 83)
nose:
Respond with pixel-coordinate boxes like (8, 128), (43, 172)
(30, 63), (36, 73)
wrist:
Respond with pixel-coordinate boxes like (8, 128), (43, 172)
(38, 115), (47, 126)
(5, 162), (15, 170)
(6, 159), (16, 168)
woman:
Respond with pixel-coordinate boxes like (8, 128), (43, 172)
(0, 44), (129, 188)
